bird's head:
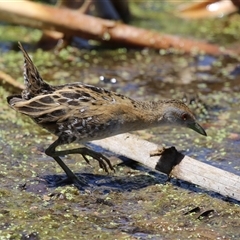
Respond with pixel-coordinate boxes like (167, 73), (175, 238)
(159, 100), (207, 136)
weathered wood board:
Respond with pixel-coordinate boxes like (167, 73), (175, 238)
(93, 133), (240, 201)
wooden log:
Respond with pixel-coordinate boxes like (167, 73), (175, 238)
(92, 133), (240, 201)
(0, 0), (235, 56)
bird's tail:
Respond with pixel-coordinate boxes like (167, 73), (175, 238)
(18, 42), (53, 100)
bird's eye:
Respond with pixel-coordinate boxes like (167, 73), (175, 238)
(181, 113), (189, 121)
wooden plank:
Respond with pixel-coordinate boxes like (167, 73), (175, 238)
(171, 156), (240, 200)
(92, 133), (240, 201)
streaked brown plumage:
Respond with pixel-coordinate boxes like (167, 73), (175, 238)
(7, 43), (207, 189)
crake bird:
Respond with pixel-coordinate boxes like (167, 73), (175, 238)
(7, 43), (207, 188)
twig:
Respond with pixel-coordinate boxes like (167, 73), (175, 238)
(0, 70), (24, 91)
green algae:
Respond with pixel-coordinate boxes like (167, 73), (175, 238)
(1, 1), (240, 239)
(2, 85), (240, 239)
(0, 26), (41, 43)
(130, 1), (240, 46)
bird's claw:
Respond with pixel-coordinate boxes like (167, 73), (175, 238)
(81, 150), (115, 173)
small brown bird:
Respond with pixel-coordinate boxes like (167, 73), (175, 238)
(7, 43), (207, 188)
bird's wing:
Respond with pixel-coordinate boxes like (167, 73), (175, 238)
(7, 83), (133, 124)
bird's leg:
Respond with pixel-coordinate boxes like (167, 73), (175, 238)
(49, 146), (114, 173)
(45, 139), (88, 188)
(45, 137), (114, 176)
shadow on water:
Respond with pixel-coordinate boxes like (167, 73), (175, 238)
(42, 171), (239, 205)
(24, 149), (239, 205)
(43, 172), (166, 193)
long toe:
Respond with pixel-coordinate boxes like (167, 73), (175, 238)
(81, 152), (110, 173)
(81, 148), (114, 173)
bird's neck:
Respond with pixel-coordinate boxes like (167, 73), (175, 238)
(118, 100), (165, 132)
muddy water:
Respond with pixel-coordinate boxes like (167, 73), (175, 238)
(1, 0), (240, 235)
(1, 44), (240, 239)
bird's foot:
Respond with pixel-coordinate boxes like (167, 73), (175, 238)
(48, 174), (89, 190)
(81, 147), (115, 173)
(149, 147), (166, 157)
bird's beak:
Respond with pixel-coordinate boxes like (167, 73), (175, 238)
(188, 122), (207, 136)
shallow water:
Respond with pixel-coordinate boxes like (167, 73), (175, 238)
(2, 47), (240, 239)
(1, 2), (240, 239)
